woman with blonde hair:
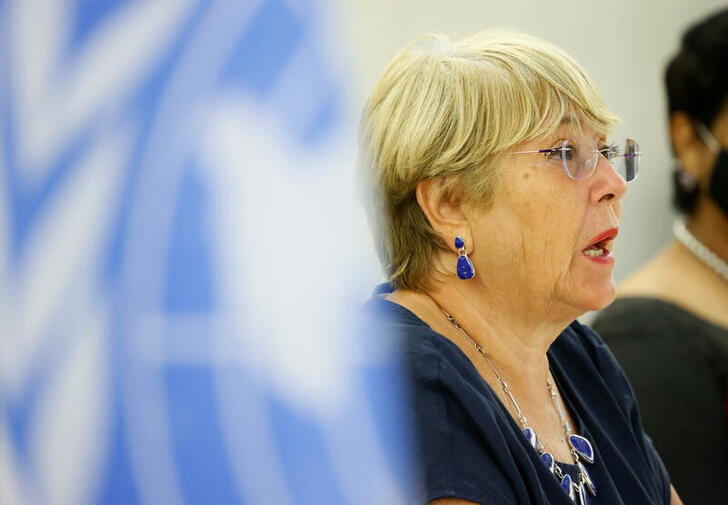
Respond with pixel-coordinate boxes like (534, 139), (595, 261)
(361, 30), (683, 504)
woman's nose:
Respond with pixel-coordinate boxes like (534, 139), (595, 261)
(592, 155), (628, 204)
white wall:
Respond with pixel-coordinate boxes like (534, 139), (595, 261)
(342, 0), (725, 316)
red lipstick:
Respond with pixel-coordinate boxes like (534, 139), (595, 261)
(585, 227), (619, 250)
(581, 227), (619, 264)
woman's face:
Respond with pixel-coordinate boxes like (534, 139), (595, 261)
(467, 125), (627, 316)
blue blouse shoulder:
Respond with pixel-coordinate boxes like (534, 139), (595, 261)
(362, 287), (670, 505)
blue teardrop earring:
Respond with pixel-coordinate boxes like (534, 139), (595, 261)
(455, 236), (475, 280)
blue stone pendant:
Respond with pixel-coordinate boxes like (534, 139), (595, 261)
(456, 254), (475, 280)
(540, 452), (555, 473)
(522, 427), (537, 448)
(577, 461), (597, 496)
(568, 434), (595, 463)
(560, 474), (575, 500)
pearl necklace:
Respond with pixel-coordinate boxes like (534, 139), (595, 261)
(440, 309), (597, 503)
(673, 219), (728, 283)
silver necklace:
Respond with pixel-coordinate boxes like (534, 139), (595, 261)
(673, 218), (728, 283)
(440, 308), (597, 503)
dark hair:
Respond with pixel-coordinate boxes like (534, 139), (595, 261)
(665, 8), (728, 213)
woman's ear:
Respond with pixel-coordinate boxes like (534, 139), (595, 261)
(415, 177), (472, 252)
(670, 111), (708, 182)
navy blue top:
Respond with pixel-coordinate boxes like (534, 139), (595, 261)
(364, 286), (671, 505)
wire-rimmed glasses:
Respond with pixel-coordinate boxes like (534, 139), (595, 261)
(512, 137), (641, 182)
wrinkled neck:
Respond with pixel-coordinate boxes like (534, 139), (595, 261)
(422, 280), (573, 386)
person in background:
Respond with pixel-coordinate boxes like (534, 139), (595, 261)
(592, 9), (728, 505)
(361, 28), (683, 504)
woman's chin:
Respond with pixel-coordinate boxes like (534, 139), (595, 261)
(563, 279), (617, 315)
(579, 282), (617, 313)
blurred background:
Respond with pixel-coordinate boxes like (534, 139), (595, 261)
(1, 1), (724, 504)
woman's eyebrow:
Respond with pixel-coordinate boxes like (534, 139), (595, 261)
(547, 128), (572, 143)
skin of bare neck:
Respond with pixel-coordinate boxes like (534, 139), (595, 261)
(384, 261), (584, 462)
(686, 190), (728, 264)
(385, 259), (580, 397)
(619, 195), (728, 329)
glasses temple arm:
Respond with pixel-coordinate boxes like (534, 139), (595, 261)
(512, 148), (561, 154)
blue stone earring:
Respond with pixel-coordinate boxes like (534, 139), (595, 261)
(455, 236), (475, 280)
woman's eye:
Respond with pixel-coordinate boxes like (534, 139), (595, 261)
(560, 143), (575, 161)
(599, 143), (619, 160)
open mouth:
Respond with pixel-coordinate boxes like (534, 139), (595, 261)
(581, 228), (618, 258)
(582, 241), (612, 257)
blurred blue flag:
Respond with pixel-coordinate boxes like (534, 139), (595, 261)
(0, 1), (414, 504)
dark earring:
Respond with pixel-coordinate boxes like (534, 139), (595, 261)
(455, 236), (475, 280)
(673, 161), (699, 212)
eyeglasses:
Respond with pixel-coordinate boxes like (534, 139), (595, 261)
(512, 137), (641, 182)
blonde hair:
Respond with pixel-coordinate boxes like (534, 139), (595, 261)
(360, 29), (619, 291)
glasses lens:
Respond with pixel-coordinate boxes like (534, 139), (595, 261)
(562, 138), (598, 180)
(623, 138), (639, 182)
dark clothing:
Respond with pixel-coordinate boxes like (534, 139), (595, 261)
(364, 286), (670, 505)
(592, 297), (728, 505)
